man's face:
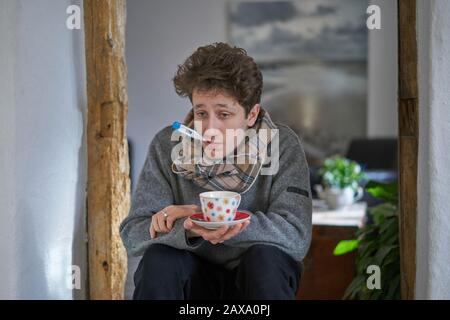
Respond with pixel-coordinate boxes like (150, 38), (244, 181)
(192, 88), (260, 159)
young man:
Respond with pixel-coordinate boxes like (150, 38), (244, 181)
(120, 42), (312, 300)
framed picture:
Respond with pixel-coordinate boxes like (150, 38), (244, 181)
(228, 0), (368, 164)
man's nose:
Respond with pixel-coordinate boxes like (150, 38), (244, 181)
(203, 117), (221, 140)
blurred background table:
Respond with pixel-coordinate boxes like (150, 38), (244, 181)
(296, 200), (367, 300)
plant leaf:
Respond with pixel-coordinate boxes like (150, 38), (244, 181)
(379, 216), (397, 234)
(385, 274), (401, 300)
(365, 181), (398, 203)
(342, 182), (399, 300)
(343, 275), (366, 300)
(370, 203), (398, 226)
(373, 245), (397, 266)
(333, 240), (360, 256)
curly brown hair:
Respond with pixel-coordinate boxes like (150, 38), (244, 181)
(172, 42), (263, 115)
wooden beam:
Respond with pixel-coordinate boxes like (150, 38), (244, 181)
(398, 0), (418, 300)
(84, 0), (130, 300)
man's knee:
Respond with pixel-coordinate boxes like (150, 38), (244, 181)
(135, 244), (190, 285)
(133, 244), (195, 300)
(142, 244), (187, 267)
(240, 245), (295, 270)
(236, 245), (300, 299)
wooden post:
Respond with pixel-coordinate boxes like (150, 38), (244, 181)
(84, 0), (130, 300)
(398, 0), (418, 300)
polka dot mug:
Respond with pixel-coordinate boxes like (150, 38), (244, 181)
(199, 191), (241, 223)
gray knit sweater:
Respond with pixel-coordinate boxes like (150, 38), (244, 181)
(119, 123), (312, 270)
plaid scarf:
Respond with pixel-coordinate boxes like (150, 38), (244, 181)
(171, 108), (278, 194)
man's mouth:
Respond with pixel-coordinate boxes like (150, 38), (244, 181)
(203, 139), (222, 148)
(204, 142), (221, 150)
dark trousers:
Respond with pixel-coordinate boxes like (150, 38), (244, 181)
(133, 244), (300, 300)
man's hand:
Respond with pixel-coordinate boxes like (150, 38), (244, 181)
(150, 204), (200, 239)
(184, 218), (251, 245)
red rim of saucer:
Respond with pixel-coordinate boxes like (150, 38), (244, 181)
(190, 211), (249, 222)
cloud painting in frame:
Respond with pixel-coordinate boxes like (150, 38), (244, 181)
(228, 0), (368, 163)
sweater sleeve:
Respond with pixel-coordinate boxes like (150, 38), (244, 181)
(224, 131), (313, 262)
(119, 134), (202, 257)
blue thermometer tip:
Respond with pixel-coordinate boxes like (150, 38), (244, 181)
(172, 121), (181, 130)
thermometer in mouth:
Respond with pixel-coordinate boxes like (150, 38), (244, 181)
(172, 121), (206, 142)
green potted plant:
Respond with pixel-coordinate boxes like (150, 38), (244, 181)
(315, 156), (365, 209)
(333, 181), (400, 299)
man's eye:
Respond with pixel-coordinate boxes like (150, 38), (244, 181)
(220, 113), (231, 119)
(195, 112), (206, 118)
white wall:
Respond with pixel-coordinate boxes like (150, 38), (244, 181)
(0, 0), (87, 299)
(416, 0), (450, 299)
(367, 0), (398, 137)
(126, 0), (228, 192)
(0, 0), (18, 298)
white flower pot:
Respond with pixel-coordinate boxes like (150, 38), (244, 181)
(314, 185), (364, 209)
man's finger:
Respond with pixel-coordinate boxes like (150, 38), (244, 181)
(167, 206), (198, 230)
(240, 220), (251, 232)
(207, 225), (230, 241)
(184, 218), (193, 229)
(218, 221), (249, 242)
(152, 218), (160, 232)
(157, 214), (170, 233)
(220, 223), (244, 241)
(193, 225), (212, 240)
(189, 204), (201, 212)
(154, 215), (163, 232)
(166, 215), (176, 230)
(149, 224), (156, 239)
(202, 225), (229, 242)
(166, 208), (187, 230)
(186, 222), (228, 241)
(184, 219), (207, 238)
